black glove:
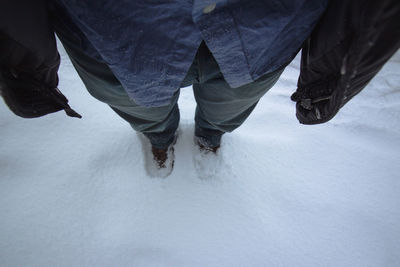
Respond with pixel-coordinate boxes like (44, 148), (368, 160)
(0, 67), (81, 119)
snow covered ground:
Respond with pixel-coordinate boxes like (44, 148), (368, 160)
(1, 45), (399, 266)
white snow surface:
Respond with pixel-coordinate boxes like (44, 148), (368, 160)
(1, 45), (399, 267)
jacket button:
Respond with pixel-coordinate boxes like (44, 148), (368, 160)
(203, 3), (216, 14)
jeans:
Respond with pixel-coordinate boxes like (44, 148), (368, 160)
(55, 20), (284, 149)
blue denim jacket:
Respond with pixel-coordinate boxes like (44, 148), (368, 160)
(56, 0), (328, 107)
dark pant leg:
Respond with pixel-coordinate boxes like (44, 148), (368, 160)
(193, 42), (284, 147)
(54, 19), (179, 149)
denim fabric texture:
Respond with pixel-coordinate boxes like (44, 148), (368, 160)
(53, 0), (328, 107)
(55, 15), (283, 149)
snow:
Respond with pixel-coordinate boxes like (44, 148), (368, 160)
(0, 45), (399, 266)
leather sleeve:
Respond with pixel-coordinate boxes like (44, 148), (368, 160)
(292, 0), (400, 125)
(0, 0), (81, 118)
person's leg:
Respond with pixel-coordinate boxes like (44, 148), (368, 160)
(54, 19), (179, 149)
(193, 42), (285, 148)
